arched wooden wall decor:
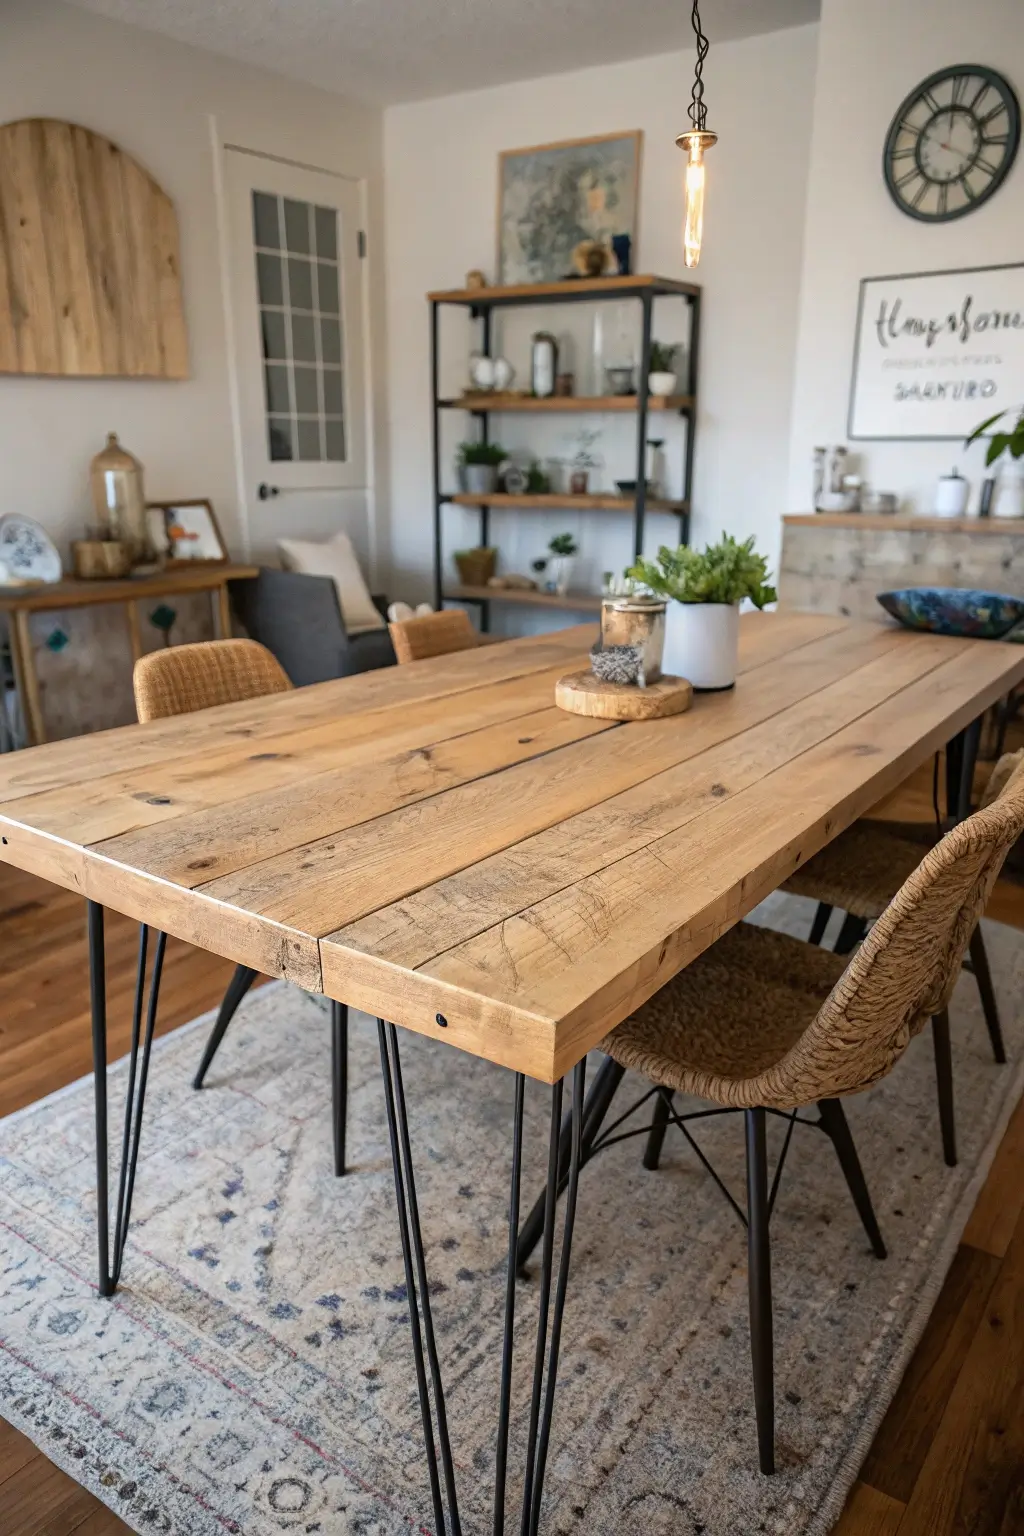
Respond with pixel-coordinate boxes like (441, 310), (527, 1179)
(0, 119), (189, 378)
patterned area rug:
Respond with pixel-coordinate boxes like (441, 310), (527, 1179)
(2, 896), (1023, 1536)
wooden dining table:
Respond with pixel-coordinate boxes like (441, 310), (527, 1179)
(0, 609), (1022, 1535)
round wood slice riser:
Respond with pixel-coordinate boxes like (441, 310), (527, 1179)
(555, 669), (693, 720)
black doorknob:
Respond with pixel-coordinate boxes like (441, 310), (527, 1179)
(258, 483), (280, 500)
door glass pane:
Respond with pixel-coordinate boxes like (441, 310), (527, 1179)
(251, 189), (348, 465)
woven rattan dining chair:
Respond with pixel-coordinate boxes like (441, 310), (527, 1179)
(517, 754), (1024, 1475)
(388, 609), (479, 664)
(781, 749), (1023, 1165)
(133, 639), (349, 1175)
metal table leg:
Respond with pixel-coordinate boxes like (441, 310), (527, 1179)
(88, 901), (166, 1297)
(376, 1017), (586, 1535)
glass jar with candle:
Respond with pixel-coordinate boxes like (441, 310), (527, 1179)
(89, 433), (153, 563)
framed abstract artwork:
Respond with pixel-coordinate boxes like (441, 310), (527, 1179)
(496, 130), (643, 285)
(147, 500), (229, 566)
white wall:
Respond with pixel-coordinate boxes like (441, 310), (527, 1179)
(788, 0), (1024, 515)
(383, 26), (819, 625)
(0, 0), (387, 572)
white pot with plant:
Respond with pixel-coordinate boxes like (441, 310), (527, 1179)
(546, 532), (579, 595)
(647, 341), (682, 398)
(627, 534), (776, 690)
(458, 439), (507, 496)
(967, 404), (1024, 519)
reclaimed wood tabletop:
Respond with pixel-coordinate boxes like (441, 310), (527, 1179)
(0, 611), (1022, 1082)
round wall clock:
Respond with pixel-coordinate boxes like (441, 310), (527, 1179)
(883, 64), (1020, 222)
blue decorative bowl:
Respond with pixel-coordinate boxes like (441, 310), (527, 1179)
(876, 587), (1024, 639)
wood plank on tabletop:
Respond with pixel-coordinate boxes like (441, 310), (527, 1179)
(5, 665), (593, 846)
(90, 706), (614, 885)
(389, 638), (1024, 1078)
(0, 625), (597, 803)
(324, 630), (953, 979)
(896, 1207), (1024, 1536)
(198, 623), (919, 940)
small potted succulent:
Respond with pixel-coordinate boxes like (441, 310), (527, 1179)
(458, 440), (507, 496)
(547, 532), (579, 595)
(967, 405), (1024, 519)
(627, 533), (776, 689)
(648, 342), (682, 398)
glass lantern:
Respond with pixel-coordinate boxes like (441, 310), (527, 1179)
(89, 433), (153, 564)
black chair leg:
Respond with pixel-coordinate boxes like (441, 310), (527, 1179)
(516, 1056), (625, 1272)
(833, 913), (868, 957)
(745, 1107), (775, 1476)
(192, 964), (258, 1089)
(932, 1010), (957, 1167)
(643, 1088), (674, 1170)
(332, 1000), (348, 1177)
(808, 902), (833, 947)
(817, 1098), (887, 1258)
(969, 926), (1007, 1065)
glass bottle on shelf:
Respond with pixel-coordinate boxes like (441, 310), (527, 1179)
(89, 433), (153, 563)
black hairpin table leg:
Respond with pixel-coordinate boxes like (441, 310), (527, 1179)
(88, 901), (165, 1298)
(377, 1018), (586, 1536)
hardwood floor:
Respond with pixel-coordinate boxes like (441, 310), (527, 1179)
(1, 746), (1023, 1534)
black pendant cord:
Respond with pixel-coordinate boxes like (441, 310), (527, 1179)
(689, 0), (710, 131)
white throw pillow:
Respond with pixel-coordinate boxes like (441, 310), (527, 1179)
(277, 532), (384, 635)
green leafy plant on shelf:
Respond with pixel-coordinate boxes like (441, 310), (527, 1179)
(457, 440), (507, 466)
(526, 460), (552, 493)
(966, 405), (1024, 465)
(549, 532), (579, 557)
(627, 533), (776, 607)
(648, 341), (680, 374)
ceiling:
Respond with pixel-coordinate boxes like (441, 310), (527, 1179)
(67, 0), (820, 105)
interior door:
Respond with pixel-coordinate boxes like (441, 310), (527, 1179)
(223, 147), (369, 562)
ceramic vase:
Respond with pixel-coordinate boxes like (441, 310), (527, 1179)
(662, 601), (740, 690)
(648, 370), (678, 397)
(994, 459), (1024, 520)
(547, 555), (575, 595)
(461, 463), (498, 495)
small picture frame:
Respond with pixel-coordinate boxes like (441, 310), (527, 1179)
(147, 500), (228, 565)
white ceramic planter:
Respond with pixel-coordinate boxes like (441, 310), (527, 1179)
(994, 458), (1024, 520)
(547, 555), (575, 595)
(662, 601), (740, 690)
(648, 370), (678, 397)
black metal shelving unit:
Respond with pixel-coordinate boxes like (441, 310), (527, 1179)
(428, 273), (701, 628)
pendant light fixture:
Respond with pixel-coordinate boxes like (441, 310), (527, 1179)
(675, 0), (716, 268)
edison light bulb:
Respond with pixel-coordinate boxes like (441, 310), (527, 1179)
(675, 129), (717, 270)
(683, 139), (706, 268)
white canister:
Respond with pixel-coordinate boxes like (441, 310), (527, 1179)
(531, 331), (558, 398)
(662, 601), (740, 691)
(994, 458), (1024, 520)
(934, 468), (969, 518)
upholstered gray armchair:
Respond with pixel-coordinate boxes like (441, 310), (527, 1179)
(229, 568), (395, 686)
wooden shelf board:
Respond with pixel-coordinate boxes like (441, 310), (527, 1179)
(445, 492), (689, 513)
(784, 513), (1024, 535)
(428, 273), (700, 305)
(441, 392), (694, 414)
(445, 584), (602, 613)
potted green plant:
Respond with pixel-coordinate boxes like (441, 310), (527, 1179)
(648, 342), (682, 398)
(966, 405), (1024, 519)
(547, 532), (579, 595)
(627, 534), (776, 689)
(458, 440), (507, 496)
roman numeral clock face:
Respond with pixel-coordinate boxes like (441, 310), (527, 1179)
(884, 65), (1020, 221)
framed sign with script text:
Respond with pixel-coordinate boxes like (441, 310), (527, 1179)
(848, 262), (1024, 440)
